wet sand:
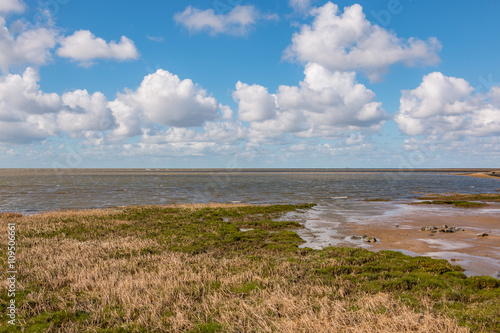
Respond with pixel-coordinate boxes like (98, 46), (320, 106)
(348, 204), (500, 277)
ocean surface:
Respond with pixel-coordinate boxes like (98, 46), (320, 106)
(2, 168), (499, 276)
(0, 168), (497, 214)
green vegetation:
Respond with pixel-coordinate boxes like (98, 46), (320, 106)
(417, 193), (500, 202)
(1, 203), (499, 332)
(410, 192), (500, 208)
(413, 200), (486, 208)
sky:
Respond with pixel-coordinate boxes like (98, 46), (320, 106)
(1, 0), (500, 169)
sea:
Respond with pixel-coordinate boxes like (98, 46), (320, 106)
(1, 168), (498, 214)
(1, 168), (499, 276)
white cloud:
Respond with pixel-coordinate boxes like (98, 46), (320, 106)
(234, 63), (388, 141)
(0, 68), (118, 144)
(107, 98), (143, 139)
(0, 17), (57, 73)
(289, 0), (312, 13)
(395, 72), (500, 138)
(0, 68), (60, 143)
(58, 90), (115, 136)
(0, 67), (61, 120)
(141, 120), (247, 145)
(0, 67), (228, 145)
(0, 20), (139, 71)
(112, 69), (219, 131)
(284, 2), (441, 81)
(174, 5), (275, 36)
(146, 35), (164, 42)
(57, 30), (139, 66)
(219, 104), (233, 120)
(233, 82), (277, 122)
(0, 0), (24, 14)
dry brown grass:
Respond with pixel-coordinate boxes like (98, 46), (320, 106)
(0, 206), (474, 332)
(0, 212), (23, 219)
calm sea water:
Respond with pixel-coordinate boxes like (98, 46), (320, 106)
(0, 169), (498, 214)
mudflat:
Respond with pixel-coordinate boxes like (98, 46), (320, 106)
(349, 204), (500, 277)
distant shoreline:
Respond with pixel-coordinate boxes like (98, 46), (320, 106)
(456, 171), (500, 180)
(0, 167), (497, 175)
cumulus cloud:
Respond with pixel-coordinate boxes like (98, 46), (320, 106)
(234, 63), (388, 141)
(0, 67), (61, 119)
(284, 2), (441, 81)
(233, 82), (277, 122)
(107, 98), (143, 139)
(0, 0), (24, 14)
(0, 68), (59, 143)
(395, 72), (500, 138)
(0, 68), (119, 144)
(0, 17), (57, 73)
(0, 66), (230, 145)
(174, 5), (276, 36)
(58, 90), (115, 136)
(1, 21), (139, 72)
(111, 69), (219, 133)
(57, 30), (139, 66)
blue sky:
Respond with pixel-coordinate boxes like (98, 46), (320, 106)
(1, 0), (499, 168)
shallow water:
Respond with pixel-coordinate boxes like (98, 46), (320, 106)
(1, 169), (499, 276)
(0, 168), (497, 214)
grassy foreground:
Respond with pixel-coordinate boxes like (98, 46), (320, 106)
(1, 204), (499, 332)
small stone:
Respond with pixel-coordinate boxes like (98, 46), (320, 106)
(442, 225), (448, 229)
(420, 227), (426, 231)
(395, 224), (399, 228)
(477, 233), (489, 237)
(364, 236), (377, 243)
(350, 236), (362, 240)
(429, 234), (435, 237)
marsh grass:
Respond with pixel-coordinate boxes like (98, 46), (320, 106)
(417, 193), (500, 202)
(1, 203), (499, 332)
(412, 201), (486, 208)
(411, 193), (500, 208)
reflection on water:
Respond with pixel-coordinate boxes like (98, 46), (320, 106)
(0, 169), (498, 214)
